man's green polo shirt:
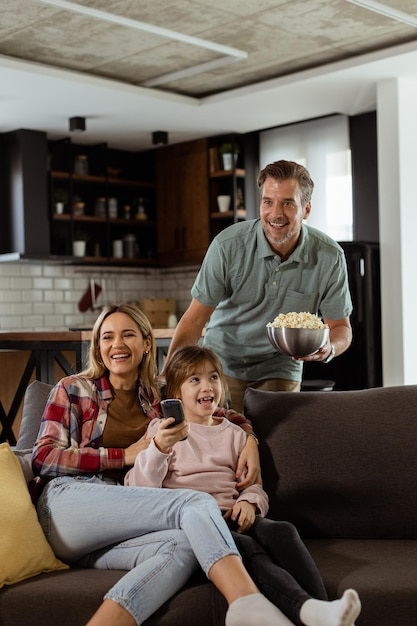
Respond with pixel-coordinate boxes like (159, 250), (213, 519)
(191, 219), (352, 382)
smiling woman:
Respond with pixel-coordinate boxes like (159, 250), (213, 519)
(29, 303), (283, 626)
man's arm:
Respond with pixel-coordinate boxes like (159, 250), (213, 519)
(162, 298), (215, 372)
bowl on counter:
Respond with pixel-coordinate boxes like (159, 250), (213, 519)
(266, 326), (329, 357)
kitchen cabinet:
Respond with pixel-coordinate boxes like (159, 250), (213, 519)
(48, 139), (157, 264)
(156, 138), (210, 265)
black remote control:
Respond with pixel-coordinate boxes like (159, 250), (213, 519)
(160, 399), (185, 426)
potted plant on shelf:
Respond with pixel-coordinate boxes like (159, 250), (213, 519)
(54, 188), (69, 214)
(219, 142), (240, 170)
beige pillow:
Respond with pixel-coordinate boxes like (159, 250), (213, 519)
(0, 442), (68, 587)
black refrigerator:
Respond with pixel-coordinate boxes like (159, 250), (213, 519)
(302, 241), (382, 390)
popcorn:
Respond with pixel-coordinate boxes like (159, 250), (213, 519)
(266, 312), (329, 330)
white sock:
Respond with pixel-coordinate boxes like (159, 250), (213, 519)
(225, 592), (295, 626)
(299, 589), (361, 626)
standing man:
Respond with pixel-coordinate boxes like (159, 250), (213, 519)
(165, 160), (352, 413)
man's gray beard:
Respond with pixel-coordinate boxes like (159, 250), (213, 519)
(266, 228), (295, 246)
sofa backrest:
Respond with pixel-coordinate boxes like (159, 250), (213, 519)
(244, 385), (417, 540)
(16, 380), (53, 450)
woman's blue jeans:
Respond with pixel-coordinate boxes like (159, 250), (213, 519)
(37, 476), (239, 624)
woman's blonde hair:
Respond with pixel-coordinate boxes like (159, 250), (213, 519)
(165, 345), (227, 407)
(80, 303), (158, 398)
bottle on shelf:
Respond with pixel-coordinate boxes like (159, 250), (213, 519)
(123, 234), (138, 259)
(135, 197), (148, 221)
(74, 154), (89, 175)
(95, 197), (106, 217)
(167, 312), (178, 328)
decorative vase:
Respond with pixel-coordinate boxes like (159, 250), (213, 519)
(72, 240), (86, 257)
(217, 195), (231, 213)
(221, 153), (238, 170)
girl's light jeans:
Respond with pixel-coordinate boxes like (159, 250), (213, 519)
(37, 475), (239, 624)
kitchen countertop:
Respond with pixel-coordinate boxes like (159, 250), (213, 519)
(0, 328), (176, 342)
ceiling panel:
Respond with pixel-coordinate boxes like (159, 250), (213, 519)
(1, 0), (417, 149)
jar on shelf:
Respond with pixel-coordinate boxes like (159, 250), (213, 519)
(108, 197), (118, 218)
(73, 200), (85, 216)
(123, 234), (137, 259)
(112, 239), (123, 258)
(95, 197), (106, 217)
(74, 155), (89, 175)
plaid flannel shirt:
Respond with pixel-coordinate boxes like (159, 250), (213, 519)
(31, 374), (254, 479)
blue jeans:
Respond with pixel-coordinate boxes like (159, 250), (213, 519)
(37, 476), (239, 624)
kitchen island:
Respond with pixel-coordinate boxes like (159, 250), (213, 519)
(0, 329), (175, 445)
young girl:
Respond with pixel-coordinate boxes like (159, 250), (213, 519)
(125, 345), (361, 626)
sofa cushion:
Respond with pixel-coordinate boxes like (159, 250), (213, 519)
(305, 538), (417, 626)
(244, 385), (417, 539)
(0, 568), (226, 626)
(16, 380), (52, 450)
(0, 442), (68, 587)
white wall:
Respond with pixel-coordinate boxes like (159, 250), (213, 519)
(377, 77), (417, 386)
(259, 115), (352, 241)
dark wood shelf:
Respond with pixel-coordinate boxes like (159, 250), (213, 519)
(210, 168), (245, 179)
(50, 170), (154, 188)
(109, 218), (156, 227)
(211, 210), (234, 219)
(108, 177), (154, 188)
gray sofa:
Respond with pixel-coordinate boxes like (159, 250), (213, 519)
(2, 380), (417, 625)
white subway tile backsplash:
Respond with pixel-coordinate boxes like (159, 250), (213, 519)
(0, 262), (198, 331)
(43, 265), (65, 277)
(12, 303), (33, 315)
(54, 302), (74, 315)
(44, 290), (64, 303)
(22, 290), (44, 302)
(44, 315), (66, 328)
(23, 315), (44, 328)
(54, 278), (73, 290)
(33, 302), (55, 315)
(0, 278), (11, 290)
(10, 277), (32, 290)
(1, 316), (23, 328)
(21, 265), (43, 277)
(33, 277), (54, 290)
(64, 290), (84, 303)
(0, 290), (22, 303)
(0, 264), (21, 277)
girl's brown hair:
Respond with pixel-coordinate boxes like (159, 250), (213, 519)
(165, 345), (228, 407)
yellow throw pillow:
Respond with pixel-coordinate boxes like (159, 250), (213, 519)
(0, 442), (68, 587)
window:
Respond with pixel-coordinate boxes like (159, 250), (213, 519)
(259, 115), (353, 241)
